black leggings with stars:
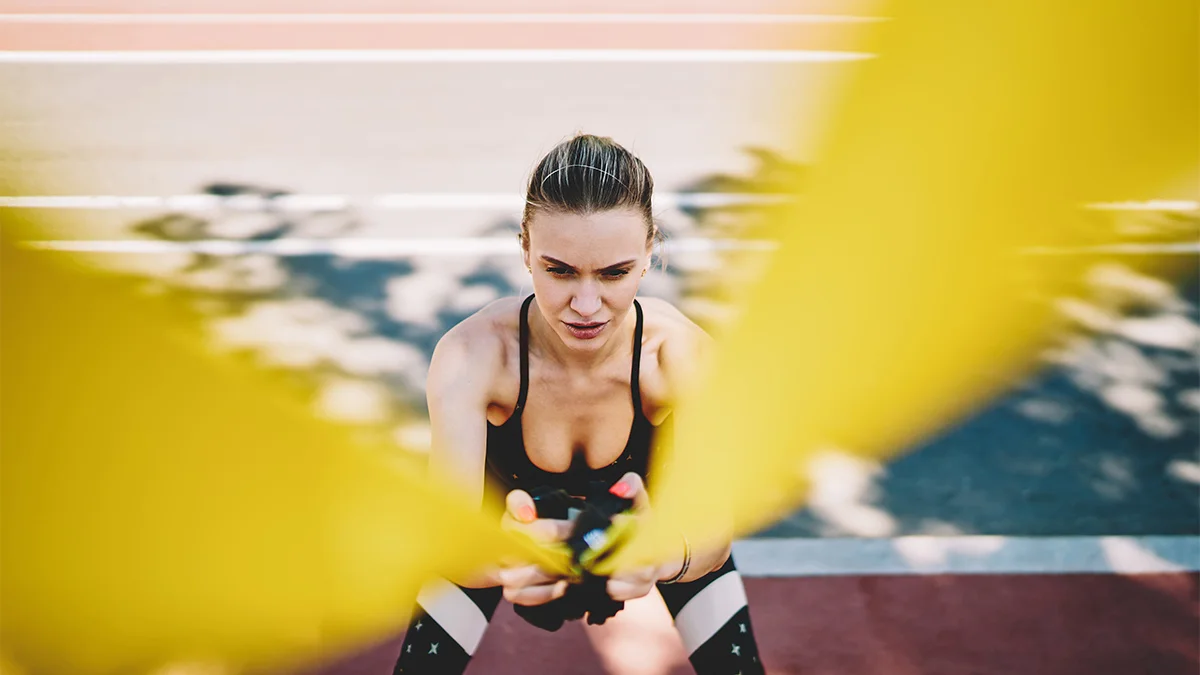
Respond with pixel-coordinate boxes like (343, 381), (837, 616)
(393, 556), (764, 675)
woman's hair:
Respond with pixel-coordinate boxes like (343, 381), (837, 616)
(520, 133), (660, 252)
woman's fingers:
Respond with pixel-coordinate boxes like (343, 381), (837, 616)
(497, 564), (557, 589)
(499, 565), (569, 606)
(608, 472), (650, 511)
(500, 489), (574, 543)
(605, 569), (657, 602)
(505, 489), (536, 524)
(520, 517), (575, 543)
(502, 480), (660, 604)
(500, 515), (573, 546)
(499, 565), (563, 605)
(504, 580), (569, 606)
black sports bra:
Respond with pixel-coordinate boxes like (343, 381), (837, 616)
(483, 295), (661, 505)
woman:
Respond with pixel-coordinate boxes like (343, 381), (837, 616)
(394, 134), (764, 675)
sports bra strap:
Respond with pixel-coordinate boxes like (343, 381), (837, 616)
(631, 299), (644, 413)
(516, 295), (645, 417)
(516, 294), (535, 412)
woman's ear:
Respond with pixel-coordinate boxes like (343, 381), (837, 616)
(520, 234), (531, 273)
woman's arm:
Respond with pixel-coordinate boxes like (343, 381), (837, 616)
(425, 321), (503, 587)
(656, 305), (733, 582)
(425, 317), (571, 603)
(426, 322), (495, 511)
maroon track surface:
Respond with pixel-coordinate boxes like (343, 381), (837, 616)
(294, 573), (1199, 675)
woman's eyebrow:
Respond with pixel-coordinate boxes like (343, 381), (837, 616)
(539, 256), (637, 272)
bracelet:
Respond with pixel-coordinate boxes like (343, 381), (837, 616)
(660, 532), (691, 585)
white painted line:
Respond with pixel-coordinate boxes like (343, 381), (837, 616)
(0, 194), (349, 211)
(1085, 200), (1199, 212)
(0, 13), (886, 25)
(1022, 242), (1200, 255)
(659, 193), (792, 209)
(371, 194), (523, 211)
(0, 49), (874, 64)
(0, 192), (789, 211)
(732, 535), (1200, 577)
(6, 195), (1187, 214)
(19, 237), (778, 256)
(21, 237), (1197, 257)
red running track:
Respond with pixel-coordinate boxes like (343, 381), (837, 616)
(0, 1), (883, 15)
(0, 1), (878, 53)
(290, 573), (1199, 675)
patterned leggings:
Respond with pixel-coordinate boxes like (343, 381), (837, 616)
(393, 556), (763, 675)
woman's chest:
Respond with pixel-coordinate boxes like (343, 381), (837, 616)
(518, 374), (640, 472)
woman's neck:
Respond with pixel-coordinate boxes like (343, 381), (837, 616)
(527, 300), (636, 375)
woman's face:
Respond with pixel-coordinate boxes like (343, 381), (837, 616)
(524, 208), (651, 352)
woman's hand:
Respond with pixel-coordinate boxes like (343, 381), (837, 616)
(498, 489), (574, 606)
(603, 472), (686, 602)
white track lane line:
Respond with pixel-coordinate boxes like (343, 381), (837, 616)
(732, 535), (1200, 577)
(0, 13), (886, 25)
(0, 49), (874, 64)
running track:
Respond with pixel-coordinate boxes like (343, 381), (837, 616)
(299, 573), (1198, 675)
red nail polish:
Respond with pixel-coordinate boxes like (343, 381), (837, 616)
(517, 505), (535, 523)
(609, 482), (630, 498)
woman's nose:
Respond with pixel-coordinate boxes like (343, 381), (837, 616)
(570, 284), (602, 317)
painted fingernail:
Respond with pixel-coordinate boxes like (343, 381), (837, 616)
(609, 482), (631, 498)
(517, 505), (536, 523)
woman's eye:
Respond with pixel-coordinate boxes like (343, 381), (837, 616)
(602, 270), (630, 279)
(546, 267), (571, 276)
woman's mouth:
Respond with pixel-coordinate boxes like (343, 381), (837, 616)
(563, 321), (607, 340)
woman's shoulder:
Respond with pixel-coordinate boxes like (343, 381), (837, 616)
(635, 296), (713, 399)
(636, 295), (712, 349)
(438, 296), (524, 345)
(428, 296), (524, 390)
